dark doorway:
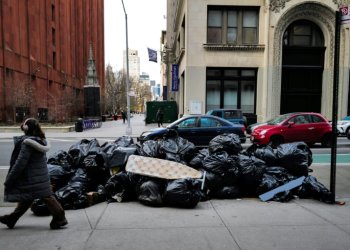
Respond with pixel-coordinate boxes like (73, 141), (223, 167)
(281, 20), (325, 114)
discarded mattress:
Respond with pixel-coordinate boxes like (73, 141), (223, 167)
(126, 155), (202, 179)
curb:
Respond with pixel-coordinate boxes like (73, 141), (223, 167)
(0, 126), (75, 133)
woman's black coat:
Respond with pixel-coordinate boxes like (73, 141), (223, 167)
(4, 136), (52, 202)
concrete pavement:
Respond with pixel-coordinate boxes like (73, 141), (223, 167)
(0, 114), (163, 140)
(0, 115), (350, 249)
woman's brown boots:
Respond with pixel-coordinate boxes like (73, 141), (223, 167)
(0, 201), (32, 229)
(43, 196), (68, 229)
(0, 196), (67, 229)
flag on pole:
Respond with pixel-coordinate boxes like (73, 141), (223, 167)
(147, 48), (157, 63)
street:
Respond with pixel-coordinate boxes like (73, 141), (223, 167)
(0, 136), (349, 167)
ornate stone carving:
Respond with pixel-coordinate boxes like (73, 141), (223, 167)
(270, 0), (291, 13)
(333, 0), (349, 7)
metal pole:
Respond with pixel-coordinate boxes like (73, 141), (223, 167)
(121, 0), (132, 135)
(330, 11), (341, 203)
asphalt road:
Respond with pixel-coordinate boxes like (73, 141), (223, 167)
(0, 137), (349, 167)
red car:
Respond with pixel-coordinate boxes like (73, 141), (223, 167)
(250, 112), (332, 147)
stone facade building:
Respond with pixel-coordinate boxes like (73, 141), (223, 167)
(164, 0), (350, 124)
(0, 0), (104, 123)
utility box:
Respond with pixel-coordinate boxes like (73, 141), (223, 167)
(145, 101), (178, 124)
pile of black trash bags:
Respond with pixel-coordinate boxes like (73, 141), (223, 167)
(31, 133), (333, 216)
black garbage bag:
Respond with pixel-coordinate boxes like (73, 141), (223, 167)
(96, 185), (107, 202)
(253, 145), (278, 166)
(256, 174), (281, 195)
(138, 140), (161, 158)
(100, 141), (119, 155)
(137, 179), (165, 207)
(101, 142), (130, 171)
(55, 168), (91, 209)
(270, 190), (295, 202)
(298, 176), (333, 203)
(189, 148), (210, 168)
(86, 185), (108, 206)
(47, 150), (73, 171)
(275, 142), (312, 177)
(104, 172), (136, 202)
(213, 186), (241, 199)
(202, 152), (241, 185)
(72, 194), (90, 209)
(82, 153), (110, 187)
(256, 166), (297, 195)
(68, 139), (101, 168)
(105, 149), (128, 170)
(237, 154), (267, 194)
(31, 198), (50, 216)
(163, 178), (202, 208)
(202, 170), (226, 194)
(176, 137), (198, 163)
(114, 136), (134, 147)
(208, 133), (242, 155)
(48, 164), (73, 191)
(159, 137), (197, 164)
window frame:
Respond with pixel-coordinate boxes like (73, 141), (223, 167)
(206, 68), (257, 115)
(207, 6), (259, 45)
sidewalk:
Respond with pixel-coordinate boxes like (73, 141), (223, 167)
(0, 115), (350, 249)
(0, 114), (166, 139)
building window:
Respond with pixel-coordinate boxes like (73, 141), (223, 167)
(38, 108), (48, 121)
(15, 107), (30, 123)
(283, 20), (324, 47)
(206, 68), (257, 114)
(53, 52), (56, 68)
(207, 6), (259, 45)
(52, 4), (55, 22)
(52, 28), (56, 45)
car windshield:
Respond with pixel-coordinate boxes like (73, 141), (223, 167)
(267, 114), (294, 125)
(167, 117), (197, 128)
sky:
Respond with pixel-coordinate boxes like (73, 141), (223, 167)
(104, 0), (166, 84)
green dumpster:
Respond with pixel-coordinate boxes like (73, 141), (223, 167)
(145, 101), (178, 124)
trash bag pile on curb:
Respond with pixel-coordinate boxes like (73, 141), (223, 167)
(31, 133), (333, 215)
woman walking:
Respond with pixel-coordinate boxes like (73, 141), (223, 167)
(0, 118), (68, 229)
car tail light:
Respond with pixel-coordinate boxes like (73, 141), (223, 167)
(241, 126), (246, 133)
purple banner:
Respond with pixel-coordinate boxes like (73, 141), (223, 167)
(171, 64), (179, 91)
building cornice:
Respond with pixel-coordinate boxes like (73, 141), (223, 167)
(203, 44), (265, 51)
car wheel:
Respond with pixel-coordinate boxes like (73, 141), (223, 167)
(321, 134), (332, 147)
(269, 135), (283, 148)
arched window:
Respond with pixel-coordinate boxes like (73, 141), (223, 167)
(283, 20), (324, 47)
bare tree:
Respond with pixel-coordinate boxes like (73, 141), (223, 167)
(134, 82), (152, 112)
(104, 65), (127, 115)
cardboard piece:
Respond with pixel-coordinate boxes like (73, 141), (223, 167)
(259, 176), (305, 202)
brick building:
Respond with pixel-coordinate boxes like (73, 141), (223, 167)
(0, 0), (104, 123)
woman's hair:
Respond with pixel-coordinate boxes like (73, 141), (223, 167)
(21, 118), (46, 139)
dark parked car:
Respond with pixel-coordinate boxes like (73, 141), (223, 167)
(138, 115), (246, 147)
(250, 112), (332, 147)
(206, 109), (247, 126)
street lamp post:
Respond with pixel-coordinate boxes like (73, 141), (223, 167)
(121, 0), (132, 135)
